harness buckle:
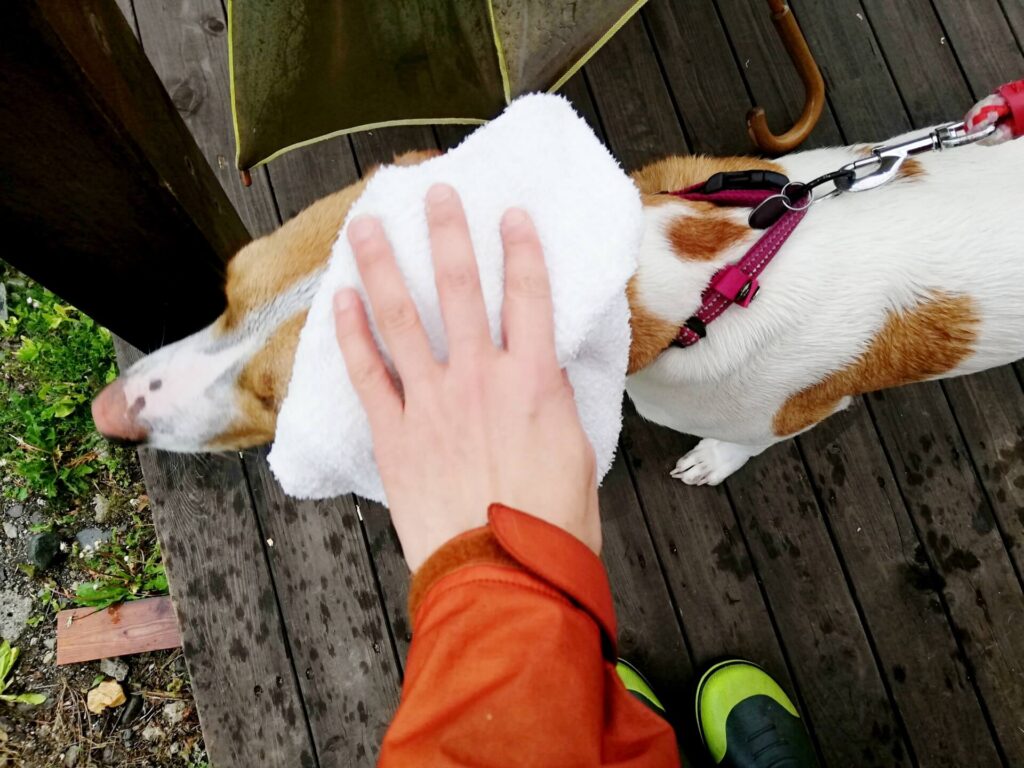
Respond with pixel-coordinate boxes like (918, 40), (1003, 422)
(701, 170), (790, 194)
(711, 266), (759, 307)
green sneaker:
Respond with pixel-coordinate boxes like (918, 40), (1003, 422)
(696, 659), (817, 767)
(615, 659), (666, 716)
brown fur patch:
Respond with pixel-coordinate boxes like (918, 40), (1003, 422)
(219, 149), (440, 331)
(209, 311), (308, 450)
(626, 278), (680, 374)
(896, 157), (925, 180)
(667, 213), (748, 262)
(631, 155), (785, 195)
(772, 293), (978, 436)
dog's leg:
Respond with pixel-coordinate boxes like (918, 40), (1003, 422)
(670, 438), (774, 486)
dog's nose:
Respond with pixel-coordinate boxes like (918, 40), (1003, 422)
(91, 379), (148, 444)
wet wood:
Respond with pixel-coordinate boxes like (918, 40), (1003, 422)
(56, 597), (181, 666)
(0, 1), (248, 351)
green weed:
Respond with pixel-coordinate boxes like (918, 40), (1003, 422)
(74, 511), (168, 609)
(0, 268), (133, 501)
(0, 640), (46, 706)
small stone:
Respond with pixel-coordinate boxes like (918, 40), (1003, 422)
(0, 283), (7, 323)
(27, 531), (59, 570)
(43, 651), (54, 665)
(169, 741), (181, 756)
(0, 590), (32, 641)
(75, 527), (110, 552)
(117, 694), (143, 727)
(101, 746), (115, 764)
(99, 658), (128, 683)
(93, 495), (110, 524)
(4, 504), (24, 519)
(2, 522), (16, 539)
(86, 680), (126, 714)
(141, 724), (165, 742)
(43, 637), (55, 650)
(64, 744), (80, 767)
(162, 700), (187, 725)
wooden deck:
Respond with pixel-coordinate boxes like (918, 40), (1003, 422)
(113, 1), (1024, 766)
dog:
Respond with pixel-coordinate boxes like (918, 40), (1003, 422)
(92, 133), (1024, 486)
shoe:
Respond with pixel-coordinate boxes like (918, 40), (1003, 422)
(615, 658), (666, 715)
(695, 659), (817, 767)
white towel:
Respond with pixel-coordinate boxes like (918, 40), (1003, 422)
(269, 93), (642, 502)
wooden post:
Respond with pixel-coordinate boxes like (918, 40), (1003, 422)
(0, 1), (250, 351)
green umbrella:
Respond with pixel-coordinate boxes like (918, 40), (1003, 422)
(228, 0), (647, 170)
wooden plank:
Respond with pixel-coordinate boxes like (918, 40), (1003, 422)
(349, 126), (439, 174)
(619, 411), (802, 699)
(861, 0), (973, 125)
(1001, 0), (1024, 55)
(727, 442), (913, 767)
(868, 385), (1024, 763)
(266, 137), (361, 221)
(931, 0), (1024, 96)
(56, 597), (181, 666)
(800, 402), (1004, 767)
(584, 15), (689, 170)
(599, 454), (694, 728)
(944, 369), (1024, 581)
(132, 0), (280, 237)
(714, 0), (843, 149)
(114, 339), (318, 768)
(243, 450), (402, 767)
(0, 0), (248, 351)
(359, 500), (413, 664)
(785, 0), (910, 143)
(642, 0), (756, 155)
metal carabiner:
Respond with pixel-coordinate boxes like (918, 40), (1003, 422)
(834, 120), (999, 193)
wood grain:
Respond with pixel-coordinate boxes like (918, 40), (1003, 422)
(56, 597), (181, 665)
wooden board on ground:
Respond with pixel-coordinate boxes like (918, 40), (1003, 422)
(56, 597), (181, 666)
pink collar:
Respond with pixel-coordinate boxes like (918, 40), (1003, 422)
(666, 172), (807, 347)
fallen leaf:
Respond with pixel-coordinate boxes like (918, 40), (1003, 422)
(86, 680), (125, 714)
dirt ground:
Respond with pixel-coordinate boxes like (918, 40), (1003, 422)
(1, 493), (209, 768)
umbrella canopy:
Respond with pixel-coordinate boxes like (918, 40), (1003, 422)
(228, 0), (647, 170)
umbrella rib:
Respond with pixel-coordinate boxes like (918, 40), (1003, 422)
(486, 0), (512, 104)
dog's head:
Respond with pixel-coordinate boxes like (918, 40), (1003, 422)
(93, 153), (767, 451)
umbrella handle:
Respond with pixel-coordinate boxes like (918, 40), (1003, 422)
(747, 0), (825, 154)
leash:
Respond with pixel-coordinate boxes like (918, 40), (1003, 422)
(667, 78), (1024, 350)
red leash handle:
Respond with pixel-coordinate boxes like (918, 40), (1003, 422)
(965, 78), (1024, 144)
(996, 79), (1024, 138)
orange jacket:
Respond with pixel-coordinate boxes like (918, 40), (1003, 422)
(379, 504), (681, 767)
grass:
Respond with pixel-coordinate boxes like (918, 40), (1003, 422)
(0, 263), (166, 606)
(0, 267), (134, 502)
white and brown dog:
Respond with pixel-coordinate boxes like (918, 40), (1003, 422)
(92, 133), (1024, 486)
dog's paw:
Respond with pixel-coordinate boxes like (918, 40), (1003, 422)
(670, 439), (762, 486)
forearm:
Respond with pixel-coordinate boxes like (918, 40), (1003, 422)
(379, 505), (679, 768)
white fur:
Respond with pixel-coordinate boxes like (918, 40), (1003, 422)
(116, 270), (322, 451)
(627, 133), (1024, 484)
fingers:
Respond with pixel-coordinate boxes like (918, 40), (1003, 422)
(426, 184), (491, 362)
(333, 289), (402, 432)
(501, 208), (557, 368)
(348, 215), (437, 383)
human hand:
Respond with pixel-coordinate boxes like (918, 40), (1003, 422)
(333, 184), (600, 571)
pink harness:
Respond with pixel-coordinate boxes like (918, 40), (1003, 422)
(668, 177), (807, 347)
(668, 78), (1024, 350)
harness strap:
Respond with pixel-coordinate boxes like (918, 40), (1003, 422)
(666, 181), (807, 348)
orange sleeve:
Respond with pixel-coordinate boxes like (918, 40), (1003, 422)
(379, 504), (680, 768)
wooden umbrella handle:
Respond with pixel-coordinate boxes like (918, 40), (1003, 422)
(747, 0), (825, 154)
